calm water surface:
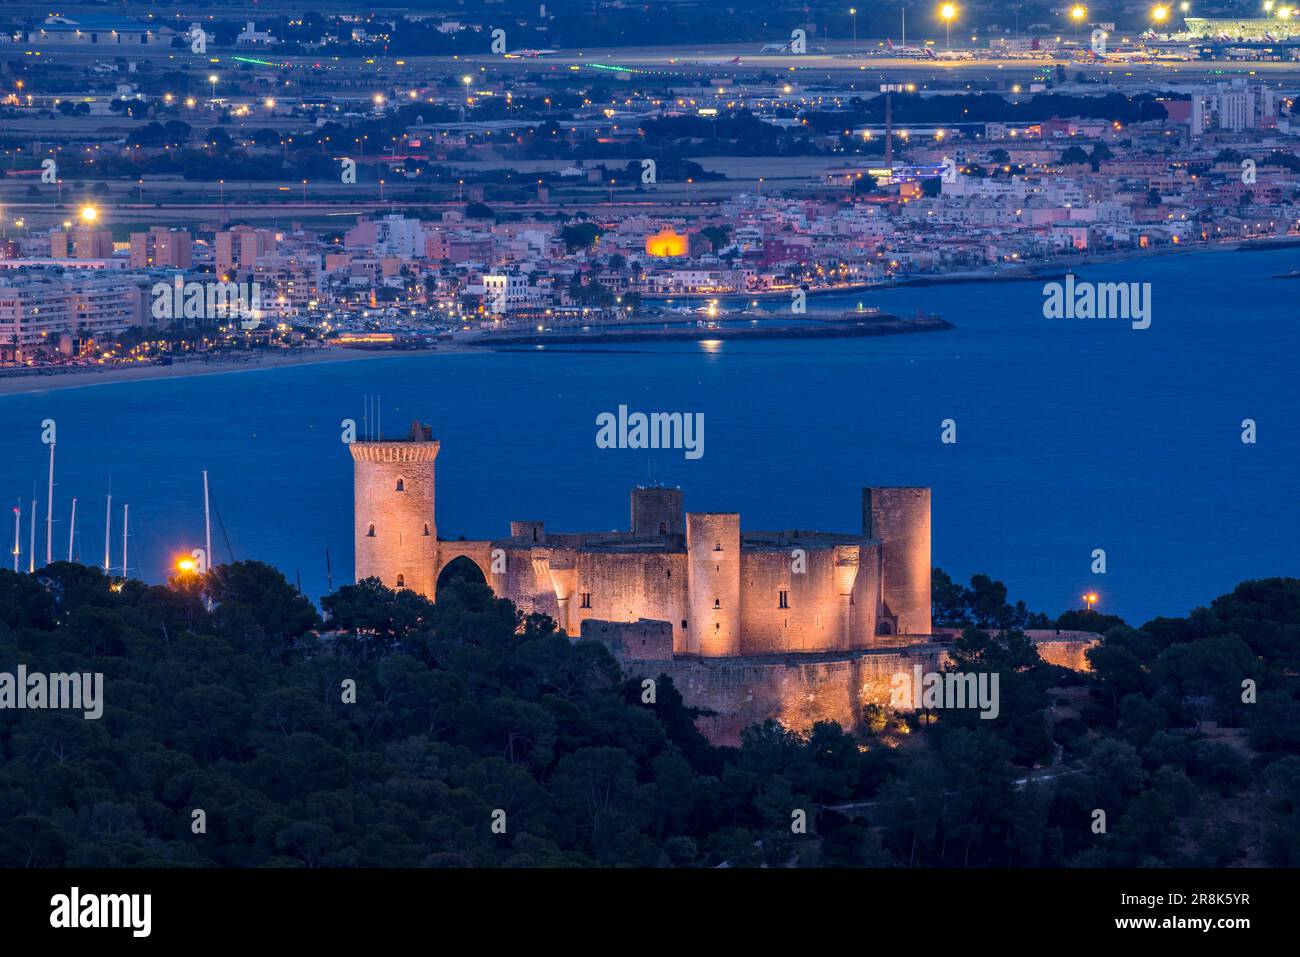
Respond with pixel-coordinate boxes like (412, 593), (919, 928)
(1, 248), (1296, 624)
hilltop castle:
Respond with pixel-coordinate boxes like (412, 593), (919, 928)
(350, 421), (946, 741)
(352, 421), (932, 647)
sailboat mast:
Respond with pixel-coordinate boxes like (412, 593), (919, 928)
(104, 490), (112, 573)
(45, 440), (55, 565)
(67, 497), (77, 563)
(203, 470), (212, 572)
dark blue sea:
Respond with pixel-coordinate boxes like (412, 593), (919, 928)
(1, 247), (1296, 625)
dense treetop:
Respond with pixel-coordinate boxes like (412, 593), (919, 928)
(1, 561), (1296, 867)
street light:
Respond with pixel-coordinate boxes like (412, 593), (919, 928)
(1151, 5), (1169, 26)
(1082, 592), (1098, 611)
(850, 7), (857, 51)
(940, 4), (958, 51)
(79, 205), (97, 224)
(1071, 5), (1086, 42)
(208, 74), (218, 108)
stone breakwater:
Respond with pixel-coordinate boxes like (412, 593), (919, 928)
(470, 314), (953, 348)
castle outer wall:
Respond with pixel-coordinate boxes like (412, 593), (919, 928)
(582, 621), (1100, 746)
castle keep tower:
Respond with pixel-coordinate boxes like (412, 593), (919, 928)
(863, 487), (931, 636)
(631, 486), (684, 537)
(351, 422), (439, 596)
(686, 513), (741, 656)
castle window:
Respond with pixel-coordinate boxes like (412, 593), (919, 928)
(396, 574), (405, 588)
(682, 620), (688, 629)
(395, 479), (405, 492)
(779, 590), (789, 609)
(666, 569), (671, 579)
(423, 524), (430, 537)
(714, 598), (721, 609)
(713, 542), (723, 551)
(659, 522), (667, 534)
(366, 524), (375, 537)
(580, 592), (592, 609)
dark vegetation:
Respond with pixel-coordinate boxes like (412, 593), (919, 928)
(1, 560), (1296, 867)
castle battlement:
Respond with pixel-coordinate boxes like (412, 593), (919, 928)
(349, 443), (441, 464)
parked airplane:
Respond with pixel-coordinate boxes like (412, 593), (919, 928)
(504, 49), (558, 58)
(759, 40), (826, 53)
(670, 54), (743, 65)
(1076, 46), (1151, 63)
(885, 38), (937, 59)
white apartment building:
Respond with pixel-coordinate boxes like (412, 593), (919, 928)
(481, 273), (531, 313)
(0, 271), (138, 349)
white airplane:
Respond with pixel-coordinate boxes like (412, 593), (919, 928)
(885, 38), (937, 59)
(504, 49), (557, 58)
(673, 55), (743, 66)
(1076, 46), (1150, 63)
(759, 40), (826, 53)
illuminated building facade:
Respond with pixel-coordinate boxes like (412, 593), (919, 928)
(645, 227), (689, 257)
(1183, 18), (1300, 40)
(351, 422), (933, 654)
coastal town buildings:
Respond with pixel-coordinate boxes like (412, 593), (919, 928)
(1, 23), (1297, 368)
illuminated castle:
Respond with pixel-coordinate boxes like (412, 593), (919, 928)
(351, 422), (937, 742)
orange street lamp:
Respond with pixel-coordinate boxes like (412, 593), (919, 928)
(1082, 592), (1099, 611)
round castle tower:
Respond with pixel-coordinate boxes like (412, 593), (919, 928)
(686, 512), (741, 656)
(351, 421), (439, 596)
(863, 487), (931, 636)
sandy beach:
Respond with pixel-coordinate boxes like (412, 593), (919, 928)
(0, 347), (449, 397)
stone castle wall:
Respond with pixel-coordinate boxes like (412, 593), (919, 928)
(581, 618), (675, 660)
(1030, 633), (1100, 671)
(621, 641), (947, 746)
(351, 426), (935, 661)
(584, 621), (1101, 745)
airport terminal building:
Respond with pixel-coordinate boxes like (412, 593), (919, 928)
(1183, 17), (1300, 40)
